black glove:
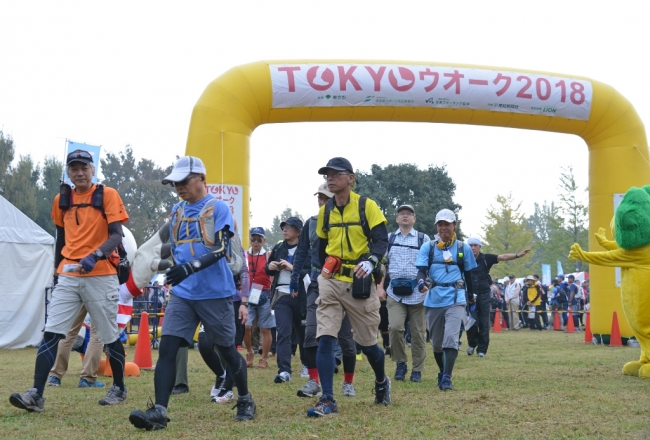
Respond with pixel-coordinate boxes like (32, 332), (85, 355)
(165, 263), (195, 286)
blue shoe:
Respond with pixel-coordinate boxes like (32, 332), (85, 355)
(394, 362), (407, 381)
(409, 371), (422, 383)
(439, 375), (453, 391)
(48, 375), (61, 387)
(437, 372), (443, 389)
(374, 376), (391, 405)
(78, 378), (105, 388)
(274, 371), (291, 383)
(307, 397), (338, 417)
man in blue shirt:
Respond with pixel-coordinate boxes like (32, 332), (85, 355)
(128, 156), (255, 430)
(416, 209), (477, 392)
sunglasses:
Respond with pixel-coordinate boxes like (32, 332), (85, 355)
(323, 171), (350, 180)
(67, 150), (93, 163)
(250, 236), (264, 243)
(171, 174), (200, 188)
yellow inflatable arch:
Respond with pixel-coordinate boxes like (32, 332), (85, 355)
(185, 60), (649, 337)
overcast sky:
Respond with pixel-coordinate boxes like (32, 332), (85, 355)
(1, 1), (648, 240)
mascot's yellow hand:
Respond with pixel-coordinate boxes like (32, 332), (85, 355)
(569, 243), (583, 261)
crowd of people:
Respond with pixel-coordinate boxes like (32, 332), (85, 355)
(8, 151), (586, 430)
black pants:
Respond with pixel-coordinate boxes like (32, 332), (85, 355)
(467, 291), (491, 354)
(526, 304), (543, 330)
(274, 294), (305, 375)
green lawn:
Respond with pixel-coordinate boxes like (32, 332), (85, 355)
(1, 330), (649, 439)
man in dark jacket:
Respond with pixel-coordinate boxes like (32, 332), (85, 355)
(266, 216), (307, 384)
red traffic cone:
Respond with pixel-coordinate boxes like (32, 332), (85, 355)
(583, 310), (593, 343)
(133, 311), (154, 369)
(553, 310), (562, 331)
(566, 309), (576, 333)
(609, 311), (623, 347)
(492, 308), (502, 333)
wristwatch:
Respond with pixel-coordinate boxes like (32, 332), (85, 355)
(94, 249), (104, 259)
(191, 260), (202, 271)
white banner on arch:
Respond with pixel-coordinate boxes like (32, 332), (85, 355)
(271, 63), (592, 120)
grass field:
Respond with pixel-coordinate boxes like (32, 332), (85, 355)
(1, 329), (649, 439)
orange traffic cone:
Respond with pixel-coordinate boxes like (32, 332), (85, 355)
(133, 311), (154, 369)
(492, 308), (502, 333)
(103, 352), (113, 377)
(609, 311), (623, 347)
(583, 310), (593, 343)
(566, 310), (575, 333)
(553, 309), (562, 331)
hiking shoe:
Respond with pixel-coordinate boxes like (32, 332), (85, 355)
(307, 396), (338, 417)
(48, 376), (61, 387)
(301, 364), (309, 378)
(374, 376), (391, 405)
(212, 389), (234, 403)
(129, 402), (169, 430)
(274, 371), (291, 383)
(410, 371), (422, 383)
(342, 381), (356, 397)
(297, 379), (322, 398)
(79, 378), (105, 388)
(98, 384), (127, 405)
(171, 384), (189, 395)
(439, 375), (453, 391)
(9, 388), (44, 413)
(478, 352), (486, 358)
(394, 362), (407, 381)
(467, 347), (475, 356)
(211, 375), (226, 398)
(233, 394), (256, 421)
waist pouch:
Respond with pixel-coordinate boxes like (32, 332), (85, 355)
(352, 272), (372, 299)
(390, 278), (417, 297)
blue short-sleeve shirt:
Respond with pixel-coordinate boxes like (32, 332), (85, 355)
(171, 195), (236, 300)
(416, 240), (477, 308)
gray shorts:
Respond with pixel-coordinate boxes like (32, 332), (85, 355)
(163, 294), (235, 347)
(246, 290), (276, 329)
(426, 303), (466, 352)
(45, 274), (120, 345)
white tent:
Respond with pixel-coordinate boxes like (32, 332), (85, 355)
(0, 195), (54, 348)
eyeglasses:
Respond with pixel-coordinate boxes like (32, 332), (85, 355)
(171, 174), (200, 188)
(398, 212), (414, 217)
(250, 236), (264, 243)
(323, 171), (350, 180)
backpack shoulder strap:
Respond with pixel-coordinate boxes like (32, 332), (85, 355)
(456, 240), (465, 278)
(428, 240), (436, 268)
(358, 196), (370, 238)
(321, 198), (335, 233)
(417, 231), (425, 248)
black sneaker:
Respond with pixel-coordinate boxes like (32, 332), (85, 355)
(374, 376), (391, 405)
(233, 394), (256, 421)
(171, 384), (189, 395)
(129, 402), (170, 431)
(394, 362), (408, 381)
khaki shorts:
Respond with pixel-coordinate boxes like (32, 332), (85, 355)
(316, 275), (380, 347)
(46, 274), (120, 345)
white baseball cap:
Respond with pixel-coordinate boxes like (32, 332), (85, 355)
(467, 237), (482, 246)
(435, 209), (457, 224)
(314, 182), (334, 198)
(162, 156), (207, 185)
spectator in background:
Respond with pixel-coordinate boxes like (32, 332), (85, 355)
(557, 274), (570, 326)
(567, 275), (581, 330)
(504, 275), (521, 331)
(523, 276), (543, 331)
(533, 274), (549, 329)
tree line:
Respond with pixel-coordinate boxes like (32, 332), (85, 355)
(1, 131), (587, 276)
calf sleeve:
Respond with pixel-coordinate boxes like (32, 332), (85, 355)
(154, 335), (183, 408)
(434, 351), (444, 373)
(342, 353), (356, 375)
(198, 333), (225, 377)
(33, 332), (64, 395)
(360, 343), (386, 383)
(443, 348), (458, 376)
(317, 336), (336, 399)
(215, 344), (248, 396)
(305, 346), (318, 369)
(105, 339), (126, 391)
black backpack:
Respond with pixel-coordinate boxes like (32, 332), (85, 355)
(321, 196), (371, 253)
(555, 286), (568, 303)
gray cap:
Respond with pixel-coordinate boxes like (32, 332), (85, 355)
(397, 204), (415, 214)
